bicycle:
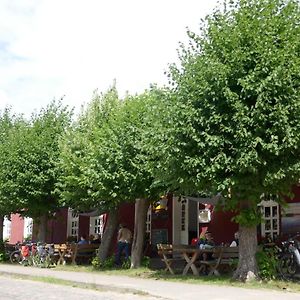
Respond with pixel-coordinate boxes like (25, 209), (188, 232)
(10, 242), (37, 266)
(278, 234), (300, 280)
(9, 243), (22, 264)
(32, 243), (55, 268)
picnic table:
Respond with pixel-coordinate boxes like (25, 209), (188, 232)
(157, 244), (239, 276)
(173, 246), (213, 275)
(54, 244), (73, 265)
(54, 243), (99, 265)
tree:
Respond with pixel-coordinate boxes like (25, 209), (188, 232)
(0, 108), (26, 243)
(1, 101), (72, 242)
(58, 86), (164, 267)
(58, 87), (123, 261)
(163, 0), (300, 281)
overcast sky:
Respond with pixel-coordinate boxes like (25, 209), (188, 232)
(0, 0), (220, 117)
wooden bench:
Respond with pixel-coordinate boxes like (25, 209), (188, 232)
(198, 246), (239, 276)
(71, 243), (100, 265)
(157, 244), (185, 275)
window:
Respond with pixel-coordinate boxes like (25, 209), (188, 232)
(3, 217), (11, 240)
(259, 195), (279, 240)
(281, 203), (300, 236)
(23, 217), (33, 239)
(68, 209), (79, 238)
(90, 215), (105, 237)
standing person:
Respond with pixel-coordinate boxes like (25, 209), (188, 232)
(115, 224), (132, 266)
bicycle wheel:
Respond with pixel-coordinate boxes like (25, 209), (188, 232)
(278, 254), (297, 279)
(10, 250), (21, 264)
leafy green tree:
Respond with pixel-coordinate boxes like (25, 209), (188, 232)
(58, 87), (122, 260)
(58, 86), (164, 266)
(1, 101), (72, 242)
(163, 0), (300, 280)
(0, 108), (26, 242)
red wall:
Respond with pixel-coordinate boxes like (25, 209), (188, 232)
(9, 214), (24, 244)
(78, 215), (90, 240)
(285, 185), (300, 204)
(46, 208), (68, 243)
(151, 196), (173, 245)
(207, 210), (238, 245)
(118, 202), (135, 233)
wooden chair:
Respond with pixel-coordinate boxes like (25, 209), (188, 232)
(198, 246), (239, 276)
(157, 244), (180, 275)
(71, 243), (99, 265)
(198, 247), (223, 276)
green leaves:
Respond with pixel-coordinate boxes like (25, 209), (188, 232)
(0, 101), (72, 219)
(57, 85), (165, 212)
(163, 0), (300, 224)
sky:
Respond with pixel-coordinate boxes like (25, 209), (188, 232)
(0, 0), (220, 118)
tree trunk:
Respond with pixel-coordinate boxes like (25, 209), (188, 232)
(233, 224), (259, 281)
(98, 207), (118, 262)
(37, 214), (48, 242)
(131, 198), (150, 269)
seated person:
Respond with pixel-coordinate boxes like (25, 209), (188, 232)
(198, 232), (215, 263)
(230, 232), (239, 247)
(91, 234), (101, 244)
(198, 231), (215, 249)
(78, 234), (88, 245)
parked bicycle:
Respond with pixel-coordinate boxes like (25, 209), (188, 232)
(9, 242), (22, 264)
(278, 234), (300, 280)
(32, 243), (55, 268)
(9, 242), (54, 267)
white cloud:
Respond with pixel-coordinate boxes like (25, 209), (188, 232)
(0, 0), (220, 117)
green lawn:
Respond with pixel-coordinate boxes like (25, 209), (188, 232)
(53, 264), (300, 293)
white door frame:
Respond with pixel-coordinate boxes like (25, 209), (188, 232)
(172, 197), (189, 245)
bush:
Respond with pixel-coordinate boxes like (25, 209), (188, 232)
(92, 255), (115, 269)
(256, 246), (279, 279)
(92, 255), (150, 270)
(141, 256), (150, 268)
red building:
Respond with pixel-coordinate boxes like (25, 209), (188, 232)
(7, 185), (300, 251)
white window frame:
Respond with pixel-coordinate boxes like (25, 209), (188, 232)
(23, 217), (33, 240)
(3, 217), (11, 241)
(259, 198), (280, 240)
(67, 209), (79, 238)
(89, 215), (105, 238)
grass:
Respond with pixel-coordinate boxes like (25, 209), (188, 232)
(2, 261), (300, 294)
(53, 264), (300, 293)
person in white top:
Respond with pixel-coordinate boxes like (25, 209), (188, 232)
(230, 232), (239, 247)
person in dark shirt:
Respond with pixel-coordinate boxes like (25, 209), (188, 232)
(91, 234), (101, 244)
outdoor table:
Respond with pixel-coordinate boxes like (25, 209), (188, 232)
(54, 244), (74, 265)
(173, 246), (213, 276)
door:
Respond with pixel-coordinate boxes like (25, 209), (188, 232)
(173, 197), (189, 245)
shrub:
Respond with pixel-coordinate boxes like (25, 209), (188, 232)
(256, 246), (279, 279)
(92, 255), (115, 269)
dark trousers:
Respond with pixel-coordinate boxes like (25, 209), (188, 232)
(115, 241), (130, 265)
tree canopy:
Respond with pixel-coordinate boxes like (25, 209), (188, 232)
(163, 0), (300, 214)
(155, 0), (300, 280)
(0, 101), (72, 220)
(58, 86), (164, 212)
